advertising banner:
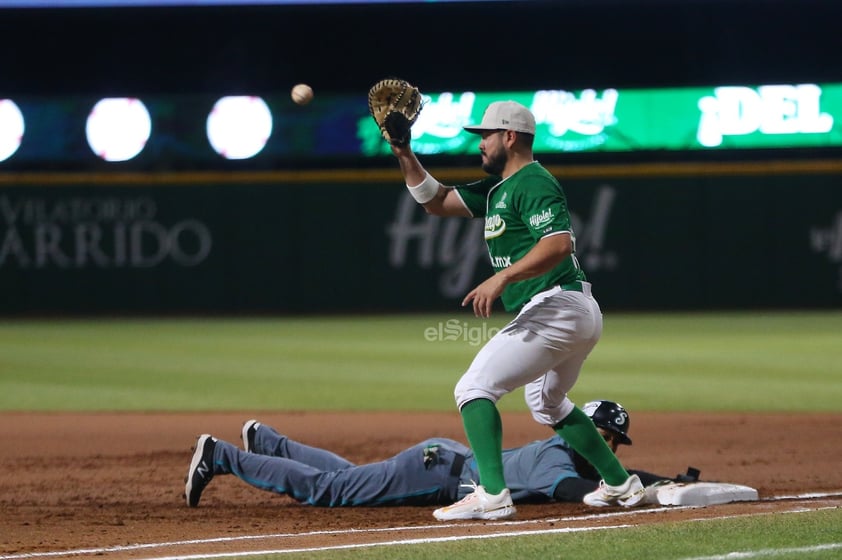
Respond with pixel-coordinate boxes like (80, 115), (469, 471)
(1, 171), (840, 314)
(3, 83), (842, 171)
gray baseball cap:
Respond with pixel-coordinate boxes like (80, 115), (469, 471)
(463, 100), (536, 135)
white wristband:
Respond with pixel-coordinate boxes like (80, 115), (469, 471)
(406, 172), (439, 204)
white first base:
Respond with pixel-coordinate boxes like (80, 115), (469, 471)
(654, 482), (759, 506)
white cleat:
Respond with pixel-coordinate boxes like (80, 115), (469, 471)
(583, 474), (647, 507)
(433, 482), (516, 521)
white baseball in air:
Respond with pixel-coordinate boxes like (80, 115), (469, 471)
(86, 97), (151, 162)
(206, 96), (273, 160)
(291, 83), (314, 106)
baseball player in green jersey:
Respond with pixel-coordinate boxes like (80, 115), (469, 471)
(389, 100), (646, 520)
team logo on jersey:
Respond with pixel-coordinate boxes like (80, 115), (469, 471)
(529, 208), (554, 229)
(484, 214), (506, 239)
(495, 192), (508, 209)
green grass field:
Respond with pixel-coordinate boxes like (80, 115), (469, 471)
(271, 508), (842, 560)
(1, 310), (840, 412)
(1, 310), (840, 559)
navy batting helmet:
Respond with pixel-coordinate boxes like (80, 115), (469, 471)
(582, 400), (633, 445)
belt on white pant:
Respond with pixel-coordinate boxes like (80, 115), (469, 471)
(559, 280), (591, 296)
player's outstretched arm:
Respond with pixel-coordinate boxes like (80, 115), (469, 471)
(391, 143), (471, 218)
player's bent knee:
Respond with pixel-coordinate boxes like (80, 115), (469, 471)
(455, 388), (500, 410)
(529, 399), (575, 427)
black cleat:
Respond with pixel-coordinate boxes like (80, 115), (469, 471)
(241, 419), (260, 453)
(184, 434), (216, 507)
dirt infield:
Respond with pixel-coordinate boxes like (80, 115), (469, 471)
(2, 411), (841, 558)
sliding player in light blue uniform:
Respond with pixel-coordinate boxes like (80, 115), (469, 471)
(185, 400), (685, 508)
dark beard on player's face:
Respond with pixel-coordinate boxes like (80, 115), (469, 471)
(482, 149), (506, 176)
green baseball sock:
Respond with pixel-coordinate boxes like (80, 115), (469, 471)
(460, 398), (506, 495)
(553, 406), (629, 486)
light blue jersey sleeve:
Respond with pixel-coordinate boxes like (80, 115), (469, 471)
(501, 435), (580, 503)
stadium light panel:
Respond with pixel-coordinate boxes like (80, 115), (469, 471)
(85, 97), (152, 162)
(206, 96), (273, 160)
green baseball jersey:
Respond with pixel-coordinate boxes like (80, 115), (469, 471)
(455, 161), (586, 312)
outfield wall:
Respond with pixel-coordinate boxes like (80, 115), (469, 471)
(1, 163), (840, 314)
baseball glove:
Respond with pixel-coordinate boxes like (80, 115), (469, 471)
(367, 78), (423, 147)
